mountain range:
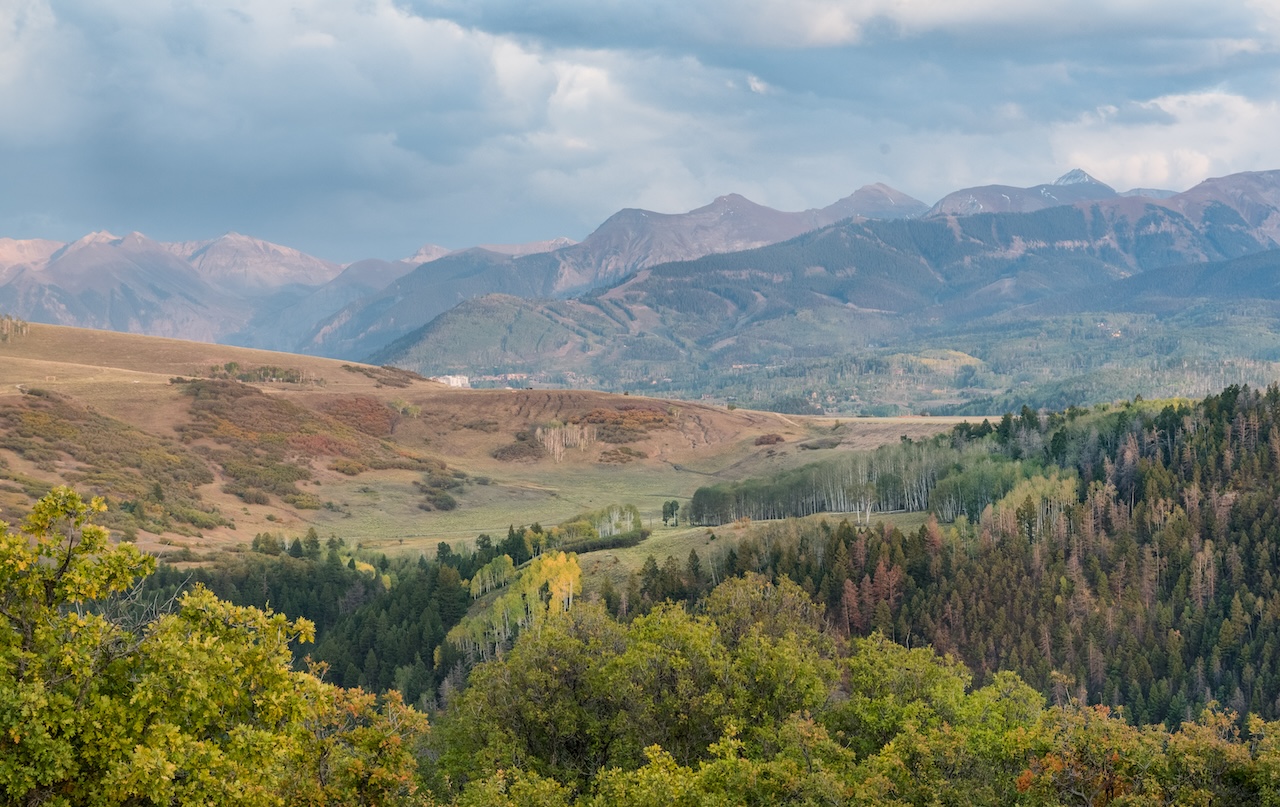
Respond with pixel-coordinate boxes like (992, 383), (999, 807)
(6, 169), (1280, 413)
(371, 169), (1280, 412)
(283, 184), (932, 358)
(0, 182), (929, 357)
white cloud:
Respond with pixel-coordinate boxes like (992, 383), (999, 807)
(2, 0), (1279, 258)
(416, 0), (1277, 49)
(1053, 91), (1280, 191)
(0, 0), (86, 143)
(291, 30), (338, 48)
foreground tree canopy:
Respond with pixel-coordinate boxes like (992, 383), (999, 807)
(7, 487), (1280, 804)
(0, 487), (425, 806)
(429, 575), (1280, 805)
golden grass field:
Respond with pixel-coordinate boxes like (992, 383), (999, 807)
(0, 323), (973, 571)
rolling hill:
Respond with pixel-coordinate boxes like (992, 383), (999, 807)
(0, 322), (957, 554)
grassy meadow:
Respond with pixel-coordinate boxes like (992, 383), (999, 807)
(0, 322), (967, 572)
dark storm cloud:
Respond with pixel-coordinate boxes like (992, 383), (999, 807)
(1, 0), (1278, 260)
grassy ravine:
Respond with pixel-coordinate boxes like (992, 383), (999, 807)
(0, 321), (965, 555)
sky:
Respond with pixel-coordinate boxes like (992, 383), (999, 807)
(2, 0), (1279, 262)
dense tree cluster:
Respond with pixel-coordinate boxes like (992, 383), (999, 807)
(677, 385), (1280, 731)
(0, 488), (424, 805)
(427, 575), (1280, 805)
(10, 485), (1280, 804)
(145, 533), (475, 712)
(0, 314), (30, 342)
(203, 361), (318, 385)
(17, 382), (1280, 803)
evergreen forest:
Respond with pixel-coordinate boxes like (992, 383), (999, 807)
(12, 384), (1280, 803)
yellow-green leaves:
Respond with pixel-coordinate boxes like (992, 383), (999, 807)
(0, 487), (428, 806)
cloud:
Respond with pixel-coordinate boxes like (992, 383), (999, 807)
(1053, 91), (1280, 191)
(411, 0), (1277, 50)
(0, 1), (585, 254)
(0, 0), (1278, 260)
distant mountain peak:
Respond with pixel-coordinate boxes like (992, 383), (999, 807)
(708, 193), (759, 210)
(120, 231), (155, 247)
(929, 170), (1116, 217)
(214, 231), (255, 244)
(1053, 169), (1104, 186)
(821, 184), (929, 222)
(51, 230), (126, 260)
(405, 244), (452, 265)
(76, 230), (122, 246)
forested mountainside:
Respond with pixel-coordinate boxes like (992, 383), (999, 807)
(12, 484), (1280, 806)
(669, 385), (1280, 730)
(381, 175), (1280, 414)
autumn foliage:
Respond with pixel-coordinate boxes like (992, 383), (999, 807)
(0, 488), (426, 806)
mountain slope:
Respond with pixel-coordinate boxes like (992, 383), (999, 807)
(0, 238), (62, 282)
(0, 231), (352, 342)
(165, 232), (342, 294)
(1032, 248), (1280, 316)
(0, 232), (246, 341)
(308, 186), (927, 359)
(299, 249), (564, 359)
(548, 184), (927, 293)
(378, 169), (1280, 410)
(0, 184), (924, 356)
(927, 169), (1117, 216)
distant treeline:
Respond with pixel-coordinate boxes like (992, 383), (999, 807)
(686, 437), (1029, 526)
(203, 360), (322, 385)
(0, 313), (29, 342)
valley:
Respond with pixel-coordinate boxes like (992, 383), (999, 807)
(9, 211), (1280, 804)
(0, 322), (959, 556)
(13, 4), (1280, 802)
